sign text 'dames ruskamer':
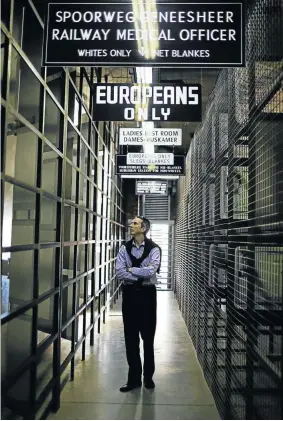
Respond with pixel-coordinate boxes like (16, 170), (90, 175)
(116, 155), (185, 176)
(43, 2), (244, 67)
(119, 128), (182, 145)
(93, 84), (201, 122)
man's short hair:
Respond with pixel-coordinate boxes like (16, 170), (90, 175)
(137, 215), (150, 235)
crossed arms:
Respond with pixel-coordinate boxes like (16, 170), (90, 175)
(116, 245), (161, 281)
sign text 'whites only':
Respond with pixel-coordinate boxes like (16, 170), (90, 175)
(43, 2), (244, 67)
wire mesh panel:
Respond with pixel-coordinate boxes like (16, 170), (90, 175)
(174, 0), (283, 419)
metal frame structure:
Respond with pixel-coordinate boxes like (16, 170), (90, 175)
(146, 220), (175, 291)
(1, 1), (126, 419)
(174, 0), (283, 419)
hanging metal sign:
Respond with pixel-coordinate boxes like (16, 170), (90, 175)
(119, 128), (182, 145)
(116, 154), (185, 175)
(42, 1), (244, 67)
(136, 180), (168, 195)
(93, 83), (201, 122)
(127, 153), (174, 165)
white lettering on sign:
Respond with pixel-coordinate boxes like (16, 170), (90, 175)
(127, 153), (174, 165)
(54, 10), (234, 24)
(117, 29), (176, 41)
(96, 85), (199, 105)
(136, 180), (168, 195)
(77, 48), (211, 58)
(51, 25), (236, 44)
(45, 3), (243, 67)
(95, 84), (200, 121)
(52, 28), (111, 41)
(116, 28), (236, 41)
(77, 48), (131, 57)
(119, 128), (182, 145)
(178, 28), (236, 41)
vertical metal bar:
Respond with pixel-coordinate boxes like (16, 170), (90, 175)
(96, 74), (104, 334)
(142, 195), (145, 216)
(245, 55), (256, 421)
(97, 106), (107, 329)
(29, 193), (39, 420)
(71, 198), (78, 380)
(0, 8), (11, 283)
(1, 0), (14, 174)
(102, 73), (109, 326)
(113, 158), (118, 304)
(82, 67), (91, 361)
(52, 67), (67, 413)
(28, 46), (47, 419)
(90, 68), (99, 346)
(225, 69), (236, 420)
(0, 37), (9, 166)
(103, 115), (111, 324)
(137, 194), (140, 214)
(98, 140), (105, 329)
(107, 117), (111, 313)
(70, 69), (82, 381)
(211, 110), (220, 394)
(196, 140), (203, 347)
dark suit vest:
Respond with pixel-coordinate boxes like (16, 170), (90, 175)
(125, 237), (161, 274)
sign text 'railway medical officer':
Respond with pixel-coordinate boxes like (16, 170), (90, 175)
(93, 83), (201, 122)
(42, 1), (244, 67)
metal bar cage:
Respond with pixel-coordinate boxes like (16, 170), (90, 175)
(1, 0), (126, 419)
(174, 0), (283, 419)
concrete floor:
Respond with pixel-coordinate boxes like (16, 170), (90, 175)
(49, 291), (220, 420)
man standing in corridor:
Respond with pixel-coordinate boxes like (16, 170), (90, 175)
(116, 216), (161, 392)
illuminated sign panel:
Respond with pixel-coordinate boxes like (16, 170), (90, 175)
(43, 2), (244, 67)
(93, 84), (201, 122)
(136, 180), (168, 195)
(119, 128), (182, 145)
(116, 154), (185, 175)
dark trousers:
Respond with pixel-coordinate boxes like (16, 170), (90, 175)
(122, 284), (157, 384)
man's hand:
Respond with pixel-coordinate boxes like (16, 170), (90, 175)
(127, 267), (132, 273)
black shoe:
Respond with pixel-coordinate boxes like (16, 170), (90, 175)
(119, 382), (142, 392)
(144, 379), (155, 389)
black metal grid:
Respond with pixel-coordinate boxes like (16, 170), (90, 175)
(174, 0), (283, 419)
(1, 1), (126, 419)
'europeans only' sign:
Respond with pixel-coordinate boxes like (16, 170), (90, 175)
(93, 83), (201, 122)
(42, 2), (245, 67)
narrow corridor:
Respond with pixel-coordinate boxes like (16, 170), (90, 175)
(49, 292), (220, 420)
